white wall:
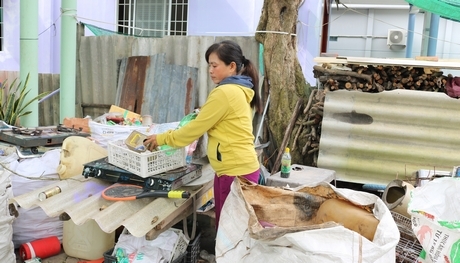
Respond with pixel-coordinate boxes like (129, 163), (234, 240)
(187, 0), (263, 36)
(327, 6), (460, 60)
(0, 0), (116, 73)
(1, 0), (322, 85)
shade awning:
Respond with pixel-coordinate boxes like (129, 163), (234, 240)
(405, 0), (460, 22)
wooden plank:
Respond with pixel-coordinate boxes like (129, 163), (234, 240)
(118, 56), (150, 114)
(144, 179), (214, 240)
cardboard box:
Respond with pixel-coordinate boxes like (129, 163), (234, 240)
(109, 105), (141, 120)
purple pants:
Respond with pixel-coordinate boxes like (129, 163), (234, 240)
(213, 170), (260, 230)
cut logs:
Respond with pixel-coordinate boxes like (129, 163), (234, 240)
(313, 64), (448, 93)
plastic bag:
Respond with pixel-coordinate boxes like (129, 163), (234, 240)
(408, 177), (460, 263)
(89, 120), (150, 148)
(113, 228), (183, 263)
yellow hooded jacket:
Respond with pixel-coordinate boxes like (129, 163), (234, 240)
(156, 77), (259, 176)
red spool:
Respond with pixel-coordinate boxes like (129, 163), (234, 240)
(19, 236), (61, 260)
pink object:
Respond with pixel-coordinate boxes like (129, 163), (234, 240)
(213, 170), (260, 230)
(445, 76), (460, 98)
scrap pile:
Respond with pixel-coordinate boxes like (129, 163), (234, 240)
(313, 64), (448, 93)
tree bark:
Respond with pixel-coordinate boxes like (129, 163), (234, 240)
(256, 0), (312, 172)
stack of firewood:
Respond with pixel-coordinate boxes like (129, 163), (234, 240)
(313, 64), (447, 93)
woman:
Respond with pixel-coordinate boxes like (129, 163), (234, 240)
(144, 40), (263, 229)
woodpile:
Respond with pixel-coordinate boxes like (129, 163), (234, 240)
(292, 89), (325, 167)
(313, 64), (448, 93)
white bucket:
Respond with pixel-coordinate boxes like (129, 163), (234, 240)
(63, 219), (115, 260)
(382, 179), (414, 218)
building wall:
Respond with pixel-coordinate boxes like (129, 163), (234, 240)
(328, 6), (460, 60)
(0, 0), (115, 73)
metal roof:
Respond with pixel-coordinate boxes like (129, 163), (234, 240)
(9, 159), (214, 240)
(318, 89), (460, 185)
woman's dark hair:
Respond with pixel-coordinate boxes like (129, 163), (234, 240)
(205, 40), (263, 114)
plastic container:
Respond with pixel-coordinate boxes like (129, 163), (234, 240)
(280, 147), (291, 178)
(57, 136), (108, 179)
(108, 139), (186, 178)
(382, 179), (414, 218)
(19, 236), (61, 260)
(183, 231), (201, 263)
(62, 219), (115, 260)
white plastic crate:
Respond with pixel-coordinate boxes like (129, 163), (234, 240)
(170, 228), (190, 262)
(108, 139), (186, 178)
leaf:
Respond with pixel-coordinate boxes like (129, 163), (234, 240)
(0, 73), (49, 125)
(18, 91), (50, 114)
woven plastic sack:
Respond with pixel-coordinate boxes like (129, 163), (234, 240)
(216, 178), (399, 263)
(0, 168), (15, 263)
(408, 177), (460, 263)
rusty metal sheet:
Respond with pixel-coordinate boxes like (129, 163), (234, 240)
(118, 56), (150, 114)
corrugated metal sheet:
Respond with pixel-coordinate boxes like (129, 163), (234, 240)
(318, 89), (460, 185)
(116, 53), (198, 123)
(38, 74), (60, 126)
(78, 35), (260, 119)
(9, 159), (215, 239)
(2, 36), (260, 125)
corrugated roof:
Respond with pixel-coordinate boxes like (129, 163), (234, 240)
(9, 159), (214, 239)
(318, 89), (460, 185)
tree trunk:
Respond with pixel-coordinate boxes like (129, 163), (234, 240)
(256, 0), (312, 172)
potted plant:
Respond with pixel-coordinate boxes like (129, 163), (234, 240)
(0, 73), (50, 126)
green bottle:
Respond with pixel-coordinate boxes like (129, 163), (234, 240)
(280, 147), (291, 178)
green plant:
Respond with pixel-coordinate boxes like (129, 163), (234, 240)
(0, 73), (50, 126)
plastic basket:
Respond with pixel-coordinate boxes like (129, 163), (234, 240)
(108, 139), (186, 178)
(104, 228), (189, 263)
(171, 228), (190, 262)
(182, 231), (201, 263)
(391, 211), (423, 263)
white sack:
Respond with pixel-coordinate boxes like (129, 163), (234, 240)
(408, 177), (460, 263)
(0, 167), (15, 263)
(216, 180), (399, 263)
(11, 149), (63, 248)
(114, 228), (183, 263)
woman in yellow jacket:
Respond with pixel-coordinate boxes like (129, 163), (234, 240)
(144, 40), (263, 230)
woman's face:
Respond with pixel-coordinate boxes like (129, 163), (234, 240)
(208, 52), (236, 84)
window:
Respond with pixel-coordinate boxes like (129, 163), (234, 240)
(118, 0), (188, 38)
(0, 0), (3, 51)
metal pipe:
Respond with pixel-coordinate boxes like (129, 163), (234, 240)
(337, 4), (410, 10)
(20, 0), (39, 127)
(405, 4), (416, 58)
(427, 13), (440, 56)
(60, 0), (77, 122)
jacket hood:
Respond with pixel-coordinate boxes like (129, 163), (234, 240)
(217, 75), (253, 89)
(217, 75), (254, 103)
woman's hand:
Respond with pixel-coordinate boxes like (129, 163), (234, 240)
(143, 134), (158, 151)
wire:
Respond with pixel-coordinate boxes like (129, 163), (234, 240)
(38, 14), (61, 37)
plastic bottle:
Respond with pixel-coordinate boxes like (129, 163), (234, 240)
(280, 147), (291, 178)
